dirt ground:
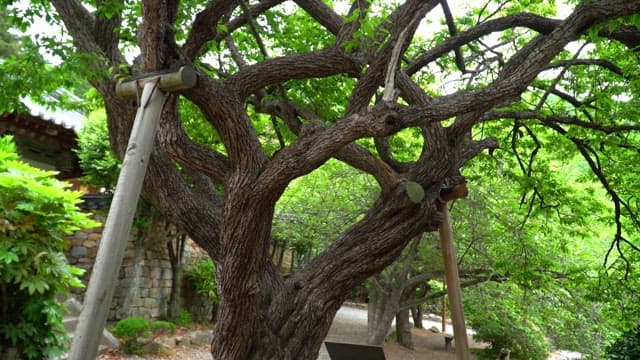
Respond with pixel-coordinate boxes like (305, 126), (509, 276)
(96, 304), (487, 359)
(384, 327), (486, 360)
(98, 327), (484, 360)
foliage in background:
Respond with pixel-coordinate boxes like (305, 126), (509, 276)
(452, 152), (616, 358)
(0, 135), (96, 359)
(75, 108), (121, 191)
(273, 159), (377, 268)
(184, 259), (219, 306)
(605, 325), (640, 360)
(0, 4), (90, 114)
(465, 283), (551, 360)
(0, 6), (20, 58)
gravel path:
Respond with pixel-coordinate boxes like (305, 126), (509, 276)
(317, 306), (371, 360)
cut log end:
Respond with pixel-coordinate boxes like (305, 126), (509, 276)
(115, 66), (197, 99)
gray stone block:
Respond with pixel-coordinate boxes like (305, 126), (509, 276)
(70, 246), (88, 257)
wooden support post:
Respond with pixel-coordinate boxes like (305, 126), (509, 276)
(438, 200), (471, 360)
(68, 66), (195, 360)
(442, 278), (447, 333)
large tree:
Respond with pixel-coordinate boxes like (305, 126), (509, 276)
(12, 0), (640, 358)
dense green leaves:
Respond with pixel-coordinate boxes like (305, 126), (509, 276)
(0, 135), (97, 359)
(185, 259), (219, 306)
(606, 325), (640, 360)
(273, 159), (376, 267)
(76, 109), (121, 191)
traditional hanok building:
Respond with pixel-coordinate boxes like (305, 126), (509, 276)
(1, 97), (210, 320)
(0, 93), (85, 180)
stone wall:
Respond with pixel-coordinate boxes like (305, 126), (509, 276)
(66, 214), (208, 321)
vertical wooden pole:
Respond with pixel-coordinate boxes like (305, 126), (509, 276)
(68, 81), (167, 360)
(438, 201), (471, 360)
(441, 280), (447, 333)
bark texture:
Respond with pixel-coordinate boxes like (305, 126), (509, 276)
(47, 0), (640, 358)
(395, 308), (414, 349)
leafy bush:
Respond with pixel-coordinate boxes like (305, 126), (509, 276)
(0, 135), (96, 359)
(112, 317), (150, 340)
(112, 317), (178, 355)
(469, 308), (550, 360)
(185, 259), (219, 305)
(606, 326), (640, 359)
(465, 286), (550, 360)
(112, 317), (150, 354)
(174, 310), (193, 327)
(149, 320), (176, 336)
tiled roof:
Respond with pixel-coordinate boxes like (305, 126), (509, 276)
(20, 94), (85, 131)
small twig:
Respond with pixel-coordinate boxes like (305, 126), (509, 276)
(240, 0), (269, 59)
(535, 43), (586, 112)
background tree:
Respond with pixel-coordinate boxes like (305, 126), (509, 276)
(272, 159), (376, 270)
(0, 2), (88, 114)
(75, 108), (121, 192)
(4, 0), (640, 359)
(0, 6), (20, 58)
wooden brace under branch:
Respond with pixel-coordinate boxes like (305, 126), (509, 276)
(115, 65), (197, 99)
(68, 66), (196, 360)
(438, 179), (471, 360)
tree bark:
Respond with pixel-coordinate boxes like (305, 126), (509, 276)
(411, 305), (424, 328)
(367, 278), (400, 346)
(395, 308), (414, 349)
(167, 233), (186, 320)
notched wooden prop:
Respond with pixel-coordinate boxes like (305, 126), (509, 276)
(439, 179), (468, 202)
(115, 65), (197, 99)
(437, 174), (471, 360)
(69, 65), (198, 360)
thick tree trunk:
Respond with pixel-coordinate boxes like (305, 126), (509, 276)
(209, 185), (437, 359)
(395, 308), (414, 349)
(210, 185), (349, 359)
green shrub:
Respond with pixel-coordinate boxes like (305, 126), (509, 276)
(174, 310), (193, 327)
(0, 135), (97, 359)
(112, 317), (150, 340)
(112, 317), (150, 355)
(606, 326), (640, 359)
(185, 259), (219, 305)
(150, 320), (176, 336)
(112, 317), (178, 355)
(468, 309), (550, 360)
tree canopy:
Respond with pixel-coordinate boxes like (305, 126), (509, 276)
(2, 0), (640, 359)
